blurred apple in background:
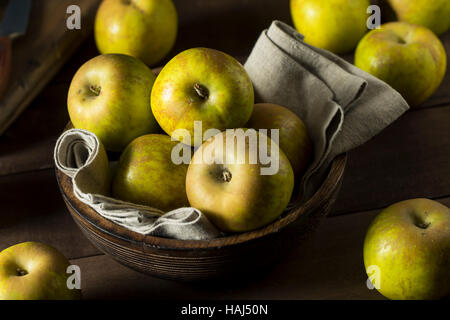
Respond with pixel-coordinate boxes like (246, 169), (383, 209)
(68, 54), (159, 152)
(95, 0), (178, 66)
(290, 0), (369, 54)
(246, 103), (312, 179)
(0, 242), (81, 300)
(186, 130), (294, 233)
(355, 22), (447, 107)
(151, 48), (254, 146)
(387, 0), (450, 36)
(364, 198), (450, 300)
(112, 134), (189, 211)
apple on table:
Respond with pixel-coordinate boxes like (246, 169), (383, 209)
(364, 198), (450, 300)
(355, 22), (447, 107)
(0, 242), (81, 300)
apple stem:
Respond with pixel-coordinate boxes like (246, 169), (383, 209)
(194, 83), (209, 100)
(222, 169), (232, 182)
(89, 84), (101, 96)
(16, 268), (27, 276)
(417, 222), (430, 229)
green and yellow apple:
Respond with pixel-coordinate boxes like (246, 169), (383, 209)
(112, 134), (189, 211)
(246, 103), (313, 179)
(364, 198), (450, 300)
(355, 22), (447, 107)
(68, 54), (159, 152)
(290, 0), (369, 54)
(186, 129), (294, 233)
(387, 0), (450, 36)
(0, 242), (81, 300)
(151, 48), (254, 146)
(94, 0), (178, 66)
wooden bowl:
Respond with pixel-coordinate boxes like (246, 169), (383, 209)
(56, 150), (346, 281)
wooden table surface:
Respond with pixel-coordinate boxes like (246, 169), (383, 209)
(0, 0), (449, 300)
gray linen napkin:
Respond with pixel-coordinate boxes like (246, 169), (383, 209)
(54, 129), (221, 240)
(244, 21), (409, 199)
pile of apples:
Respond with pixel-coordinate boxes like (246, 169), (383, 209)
(68, 46), (313, 233)
(69, 0), (316, 234)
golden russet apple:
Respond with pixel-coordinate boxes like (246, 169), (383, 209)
(186, 129), (294, 233)
(355, 22), (447, 107)
(387, 0), (450, 36)
(151, 48), (254, 146)
(94, 0), (178, 66)
(67, 54), (159, 152)
(290, 0), (369, 54)
(0, 242), (81, 300)
(112, 134), (189, 211)
(364, 198), (450, 300)
(246, 103), (313, 178)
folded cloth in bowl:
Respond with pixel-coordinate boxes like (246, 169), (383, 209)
(54, 129), (222, 240)
(244, 21), (409, 200)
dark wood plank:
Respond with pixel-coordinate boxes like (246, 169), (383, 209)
(0, 0), (101, 135)
(0, 37), (101, 176)
(0, 169), (100, 259)
(332, 105), (450, 215)
(0, 83), (69, 175)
